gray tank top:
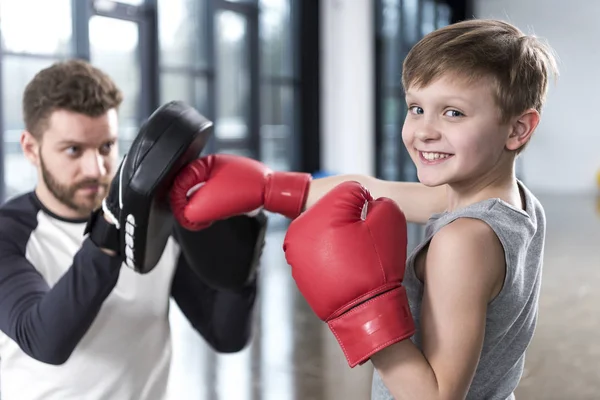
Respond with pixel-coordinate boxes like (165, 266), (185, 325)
(372, 181), (545, 400)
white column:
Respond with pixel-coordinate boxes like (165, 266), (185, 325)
(320, 0), (375, 176)
(320, 4), (377, 398)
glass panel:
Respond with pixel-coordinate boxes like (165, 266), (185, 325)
(194, 78), (209, 117)
(0, 0), (72, 55)
(114, 0), (145, 4)
(260, 0), (293, 77)
(215, 10), (250, 141)
(382, 0), (401, 37)
(421, 0), (436, 36)
(403, 0), (419, 46)
(157, 0), (207, 68)
(260, 84), (295, 171)
(380, 96), (403, 181)
(89, 16), (141, 156)
(160, 73), (209, 117)
(2, 57), (61, 198)
(436, 3), (452, 29)
(382, 0), (402, 88)
(160, 73), (194, 106)
(216, 148), (254, 158)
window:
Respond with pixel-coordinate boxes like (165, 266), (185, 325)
(375, 0), (410, 181)
(374, 0), (458, 182)
(0, 0), (308, 204)
(0, 0), (74, 200)
(156, 0), (302, 169)
(259, 0), (300, 172)
(0, 0), (72, 56)
(157, 0), (209, 109)
(89, 16), (142, 156)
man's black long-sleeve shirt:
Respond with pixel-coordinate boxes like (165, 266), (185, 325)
(0, 192), (262, 400)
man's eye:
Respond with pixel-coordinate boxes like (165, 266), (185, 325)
(66, 146), (80, 155)
(100, 142), (114, 155)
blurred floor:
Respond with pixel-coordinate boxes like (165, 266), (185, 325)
(514, 193), (600, 400)
(166, 193), (600, 400)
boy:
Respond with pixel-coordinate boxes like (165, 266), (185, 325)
(170, 18), (557, 400)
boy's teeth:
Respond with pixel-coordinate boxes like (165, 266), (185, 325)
(422, 152), (450, 161)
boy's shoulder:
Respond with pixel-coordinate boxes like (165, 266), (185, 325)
(432, 216), (497, 244)
(426, 217), (505, 298)
(423, 181), (545, 291)
(428, 217), (504, 277)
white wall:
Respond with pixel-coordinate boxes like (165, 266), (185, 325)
(474, 0), (599, 194)
(320, 0), (375, 176)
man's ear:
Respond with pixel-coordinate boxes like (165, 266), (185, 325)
(506, 109), (540, 151)
(20, 131), (41, 166)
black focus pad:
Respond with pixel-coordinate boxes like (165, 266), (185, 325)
(173, 212), (268, 292)
(118, 101), (212, 273)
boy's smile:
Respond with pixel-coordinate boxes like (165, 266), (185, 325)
(418, 151), (454, 165)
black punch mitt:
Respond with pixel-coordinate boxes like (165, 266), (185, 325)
(85, 101), (213, 273)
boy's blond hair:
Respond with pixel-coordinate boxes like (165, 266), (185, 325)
(402, 19), (559, 131)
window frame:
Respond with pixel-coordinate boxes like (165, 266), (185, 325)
(373, 0), (471, 181)
(0, 0), (318, 202)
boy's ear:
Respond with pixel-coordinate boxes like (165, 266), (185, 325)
(20, 130), (41, 167)
(506, 109), (540, 151)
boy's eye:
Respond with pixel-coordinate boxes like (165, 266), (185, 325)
(444, 110), (464, 117)
(409, 106), (424, 115)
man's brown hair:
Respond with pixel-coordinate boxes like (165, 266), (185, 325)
(22, 59), (123, 138)
(402, 19), (559, 125)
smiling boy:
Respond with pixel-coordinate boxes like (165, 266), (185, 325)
(169, 18), (558, 400)
(362, 19), (558, 399)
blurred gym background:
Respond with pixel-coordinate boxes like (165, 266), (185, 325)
(0, 0), (598, 399)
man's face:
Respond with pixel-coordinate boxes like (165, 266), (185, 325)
(27, 109), (119, 218)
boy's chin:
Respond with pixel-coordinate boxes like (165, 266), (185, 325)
(416, 172), (448, 187)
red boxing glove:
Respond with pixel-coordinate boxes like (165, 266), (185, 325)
(170, 154), (311, 230)
(283, 181), (415, 368)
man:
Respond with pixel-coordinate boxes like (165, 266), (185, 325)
(0, 59), (265, 400)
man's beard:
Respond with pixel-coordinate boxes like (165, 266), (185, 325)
(40, 155), (109, 216)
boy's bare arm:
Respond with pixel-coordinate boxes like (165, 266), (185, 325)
(370, 218), (506, 399)
(306, 175), (447, 224)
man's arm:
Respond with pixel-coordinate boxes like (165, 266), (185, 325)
(0, 232), (122, 365)
(370, 218), (506, 399)
(170, 257), (257, 353)
(306, 175), (448, 224)
(170, 213), (266, 352)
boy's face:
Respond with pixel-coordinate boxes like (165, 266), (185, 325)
(402, 75), (513, 188)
